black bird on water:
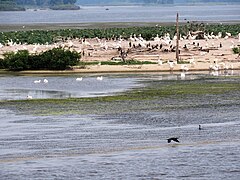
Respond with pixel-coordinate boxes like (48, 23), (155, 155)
(167, 137), (180, 143)
(199, 125), (202, 130)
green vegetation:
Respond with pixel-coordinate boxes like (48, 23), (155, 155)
(0, 23), (239, 45)
(2, 48), (80, 71)
(232, 47), (240, 54)
(0, 0), (25, 11)
(1, 77), (240, 116)
(77, 59), (157, 66)
(0, 0), (79, 11)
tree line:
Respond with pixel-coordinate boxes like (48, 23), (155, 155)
(0, 0), (79, 11)
(16, 0), (77, 6)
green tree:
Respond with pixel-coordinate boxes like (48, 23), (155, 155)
(40, 48), (80, 70)
(2, 48), (80, 71)
(4, 50), (30, 71)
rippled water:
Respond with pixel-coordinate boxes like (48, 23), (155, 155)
(0, 73), (240, 179)
(0, 5), (240, 24)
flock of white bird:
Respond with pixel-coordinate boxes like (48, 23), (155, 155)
(1, 32), (239, 57)
(33, 78), (48, 84)
(27, 76), (103, 99)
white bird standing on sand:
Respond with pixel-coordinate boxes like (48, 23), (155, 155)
(129, 35), (135, 42)
(189, 58), (196, 67)
(210, 64), (219, 71)
(230, 40), (235, 49)
(181, 65), (189, 72)
(226, 32), (231, 37)
(218, 32), (222, 39)
(154, 34), (160, 42)
(168, 61), (175, 71)
(158, 57), (163, 65)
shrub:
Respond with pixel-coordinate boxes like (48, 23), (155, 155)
(3, 48), (80, 71)
(0, 58), (8, 69)
(40, 48), (80, 70)
(3, 50), (30, 71)
(232, 47), (240, 54)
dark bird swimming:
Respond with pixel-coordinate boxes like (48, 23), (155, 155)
(199, 125), (202, 130)
(167, 137), (180, 143)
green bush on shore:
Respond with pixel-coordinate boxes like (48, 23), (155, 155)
(2, 48), (80, 71)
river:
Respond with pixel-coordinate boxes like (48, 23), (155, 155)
(0, 4), (240, 24)
(0, 73), (240, 179)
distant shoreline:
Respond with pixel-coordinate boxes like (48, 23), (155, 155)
(1, 21), (240, 32)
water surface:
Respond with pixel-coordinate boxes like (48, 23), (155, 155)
(0, 73), (240, 179)
(0, 5), (239, 24)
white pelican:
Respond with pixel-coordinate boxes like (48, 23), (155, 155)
(43, 79), (48, 83)
(34, 80), (41, 84)
(168, 61), (175, 70)
(226, 32), (231, 37)
(181, 65), (189, 72)
(97, 76), (103, 81)
(180, 72), (186, 80)
(76, 77), (83, 81)
(158, 58), (163, 65)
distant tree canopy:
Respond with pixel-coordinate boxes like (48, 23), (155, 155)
(0, 0), (79, 10)
(15, 0), (77, 6)
(0, 0), (25, 11)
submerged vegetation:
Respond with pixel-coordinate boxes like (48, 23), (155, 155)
(1, 76), (240, 116)
(0, 23), (239, 45)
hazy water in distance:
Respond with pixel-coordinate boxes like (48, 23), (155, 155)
(0, 4), (240, 24)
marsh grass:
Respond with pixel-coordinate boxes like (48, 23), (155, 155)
(1, 77), (239, 116)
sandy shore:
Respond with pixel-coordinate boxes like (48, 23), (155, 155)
(1, 33), (240, 74)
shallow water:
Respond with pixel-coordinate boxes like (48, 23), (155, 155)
(0, 72), (211, 100)
(0, 73), (240, 179)
(0, 74), (142, 100)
